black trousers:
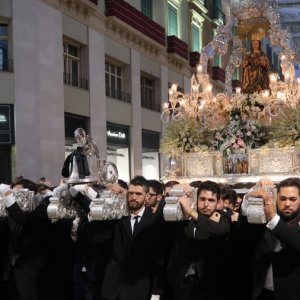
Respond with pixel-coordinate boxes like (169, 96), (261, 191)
(174, 275), (221, 300)
(9, 255), (47, 300)
(74, 271), (98, 300)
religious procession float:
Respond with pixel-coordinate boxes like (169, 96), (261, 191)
(160, 0), (300, 185)
(1, 0), (299, 223)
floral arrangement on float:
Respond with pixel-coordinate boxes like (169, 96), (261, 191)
(212, 108), (268, 154)
(159, 90), (270, 159)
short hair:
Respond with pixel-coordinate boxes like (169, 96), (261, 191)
(148, 180), (163, 195)
(219, 184), (232, 201)
(164, 180), (179, 190)
(197, 181), (220, 200)
(230, 189), (237, 205)
(189, 180), (202, 189)
(118, 179), (128, 190)
(277, 177), (300, 196)
(11, 179), (38, 194)
(129, 175), (150, 193)
(37, 183), (50, 193)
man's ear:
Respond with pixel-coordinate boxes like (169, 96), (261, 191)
(157, 194), (163, 202)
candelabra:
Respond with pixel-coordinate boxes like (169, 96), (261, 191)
(262, 66), (300, 122)
(161, 76), (218, 128)
(161, 0), (298, 128)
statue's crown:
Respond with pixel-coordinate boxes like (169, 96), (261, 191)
(251, 29), (265, 41)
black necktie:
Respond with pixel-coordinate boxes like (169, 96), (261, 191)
(133, 215), (140, 234)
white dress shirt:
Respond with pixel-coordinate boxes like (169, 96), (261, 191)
(130, 206), (145, 233)
(264, 214), (280, 291)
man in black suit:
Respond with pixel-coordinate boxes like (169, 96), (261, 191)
(145, 180), (164, 214)
(3, 179), (51, 300)
(69, 183), (120, 300)
(240, 177), (300, 300)
(167, 180), (231, 300)
(0, 189), (9, 300)
(101, 175), (161, 300)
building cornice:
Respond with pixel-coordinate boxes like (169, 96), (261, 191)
(41, 0), (192, 77)
(105, 16), (163, 58)
(190, 8), (205, 27)
(189, 0), (208, 14)
(168, 0), (184, 9)
(42, 0), (96, 20)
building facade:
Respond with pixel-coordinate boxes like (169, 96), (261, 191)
(0, 0), (231, 184)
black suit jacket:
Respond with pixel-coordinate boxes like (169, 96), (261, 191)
(0, 218), (9, 299)
(250, 215), (300, 300)
(4, 199), (50, 280)
(101, 207), (161, 300)
(167, 213), (230, 298)
(73, 192), (117, 285)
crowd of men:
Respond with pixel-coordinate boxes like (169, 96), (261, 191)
(0, 174), (300, 300)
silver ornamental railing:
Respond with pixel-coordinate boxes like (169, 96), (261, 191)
(0, 189), (34, 218)
(163, 187), (197, 221)
(47, 189), (129, 220)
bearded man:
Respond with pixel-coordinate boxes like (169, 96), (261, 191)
(101, 176), (162, 300)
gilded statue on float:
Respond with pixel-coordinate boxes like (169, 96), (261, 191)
(241, 33), (270, 94)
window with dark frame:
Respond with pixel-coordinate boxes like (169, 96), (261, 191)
(141, 0), (152, 19)
(191, 23), (200, 52)
(105, 62), (123, 100)
(63, 41), (88, 89)
(0, 23), (9, 72)
(141, 75), (156, 110)
(168, 3), (178, 36)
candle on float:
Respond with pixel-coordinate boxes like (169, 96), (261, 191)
(197, 65), (203, 73)
(269, 73), (277, 83)
(163, 102), (169, 112)
(206, 84), (213, 93)
(261, 90), (270, 98)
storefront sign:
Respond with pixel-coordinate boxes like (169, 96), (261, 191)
(0, 115), (7, 123)
(107, 130), (126, 139)
(107, 123), (129, 146)
(0, 105), (14, 144)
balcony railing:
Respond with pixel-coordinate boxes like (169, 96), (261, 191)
(167, 35), (189, 60)
(105, 0), (165, 46)
(141, 98), (161, 112)
(0, 60), (13, 72)
(64, 73), (89, 90)
(106, 86), (131, 103)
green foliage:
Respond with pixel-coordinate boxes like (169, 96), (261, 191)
(160, 118), (208, 156)
(270, 104), (300, 147)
